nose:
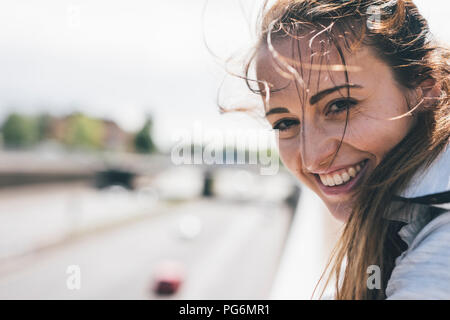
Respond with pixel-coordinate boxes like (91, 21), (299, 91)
(300, 121), (341, 174)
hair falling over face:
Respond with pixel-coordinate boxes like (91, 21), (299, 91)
(225, 0), (450, 299)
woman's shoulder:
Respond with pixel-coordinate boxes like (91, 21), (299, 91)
(386, 209), (450, 299)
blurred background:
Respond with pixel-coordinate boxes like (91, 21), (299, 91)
(0, 0), (447, 299)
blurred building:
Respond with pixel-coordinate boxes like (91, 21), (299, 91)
(46, 113), (132, 152)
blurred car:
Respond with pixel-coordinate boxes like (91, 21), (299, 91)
(94, 169), (136, 190)
(152, 260), (185, 296)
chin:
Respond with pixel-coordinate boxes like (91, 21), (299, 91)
(296, 171), (354, 222)
(324, 199), (353, 222)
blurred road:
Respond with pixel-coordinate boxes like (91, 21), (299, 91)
(0, 198), (292, 299)
(0, 182), (160, 260)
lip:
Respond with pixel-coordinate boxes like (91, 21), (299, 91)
(313, 159), (369, 196)
(312, 160), (365, 175)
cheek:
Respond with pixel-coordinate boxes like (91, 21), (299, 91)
(278, 138), (294, 160)
(278, 139), (317, 189)
(278, 139), (301, 174)
(349, 88), (416, 164)
(347, 114), (414, 165)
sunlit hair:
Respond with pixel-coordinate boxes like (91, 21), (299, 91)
(231, 0), (449, 299)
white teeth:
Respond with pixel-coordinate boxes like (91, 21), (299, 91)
(342, 172), (350, 183)
(326, 176), (335, 186)
(318, 160), (366, 187)
(348, 167), (356, 178)
(333, 173), (343, 185)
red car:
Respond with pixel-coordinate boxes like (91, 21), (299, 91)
(152, 261), (185, 296)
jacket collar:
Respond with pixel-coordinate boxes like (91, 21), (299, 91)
(387, 143), (450, 224)
(398, 142), (450, 201)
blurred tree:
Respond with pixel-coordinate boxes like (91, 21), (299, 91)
(36, 113), (52, 141)
(63, 113), (104, 149)
(134, 118), (155, 153)
(1, 113), (37, 148)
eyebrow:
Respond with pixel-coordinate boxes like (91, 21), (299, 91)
(265, 107), (290, 117)
(309, 84), (363, 105)
(265, 84), (363, 117)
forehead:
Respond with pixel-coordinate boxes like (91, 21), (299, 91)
(255, 36), (385, 97)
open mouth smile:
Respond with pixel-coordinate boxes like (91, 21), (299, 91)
(313, 159), (369, 195)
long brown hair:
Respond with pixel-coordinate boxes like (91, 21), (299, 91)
(234, 0), (450, 299)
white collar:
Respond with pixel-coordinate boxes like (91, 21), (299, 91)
(386, 142), (449, 239)
(398, 142), (450, 201)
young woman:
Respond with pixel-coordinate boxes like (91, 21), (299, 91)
(234, 0), (450, 299)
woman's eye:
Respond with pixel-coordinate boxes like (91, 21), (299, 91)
(327, 99), (357, 115)
(272, 118), (300, 132)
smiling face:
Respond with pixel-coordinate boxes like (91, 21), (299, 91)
(256, 38), (417, 221)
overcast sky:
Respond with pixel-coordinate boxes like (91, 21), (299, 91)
(0, 0), (448, 149)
